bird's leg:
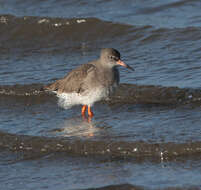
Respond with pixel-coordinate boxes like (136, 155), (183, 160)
(81, 105), (87, 116)
(88, 106), (94, 118)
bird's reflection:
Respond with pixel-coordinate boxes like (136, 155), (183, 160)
(52, 116), (100, 138)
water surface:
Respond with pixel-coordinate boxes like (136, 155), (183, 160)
(1, 0), (201, 189)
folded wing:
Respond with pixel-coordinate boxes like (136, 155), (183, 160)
(44, 64), (96, 94)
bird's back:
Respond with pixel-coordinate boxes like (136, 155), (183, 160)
(43, 63), (96, 94)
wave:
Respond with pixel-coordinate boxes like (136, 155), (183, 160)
(0, 14), (132, 52)
(1, 130), (201, 160)
(1, 14), (201, 53)
(1, 83), (201, 106)
(85, 183), (197, 190)
(85, 184), (143, 190)
(136, 0), (199, 15)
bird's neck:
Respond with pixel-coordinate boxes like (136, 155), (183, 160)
(95, 63), (117, 86)
(97, 59), (114, 70)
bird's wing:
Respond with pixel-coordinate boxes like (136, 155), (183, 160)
(44, 64), (96, 94)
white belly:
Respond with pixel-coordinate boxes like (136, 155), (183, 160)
(56, 86), (116, 109)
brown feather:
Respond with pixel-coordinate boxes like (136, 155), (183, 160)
(44, 63), (96, 94)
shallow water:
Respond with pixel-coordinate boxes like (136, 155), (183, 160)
(1, 151), (201, 190)
(1, 0), (201, 189)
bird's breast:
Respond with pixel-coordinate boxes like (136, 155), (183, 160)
(96, 69), (117, 85)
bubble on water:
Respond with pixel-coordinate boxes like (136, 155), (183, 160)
(38, 19), (50, 24)
(0, 16), (7, 24)
(53, 23), (62, 27)
(76, 19), (86, 24)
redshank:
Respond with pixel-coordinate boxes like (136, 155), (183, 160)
(44, 48), (134, 118)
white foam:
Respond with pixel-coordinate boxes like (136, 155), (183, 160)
(38, 19), (50, 24)
(76, 19), (86, 24)
(0, 16), (7, 24)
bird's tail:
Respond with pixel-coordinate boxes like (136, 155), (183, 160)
(42, 84), (52, 91)
(42, 80), (62, 92)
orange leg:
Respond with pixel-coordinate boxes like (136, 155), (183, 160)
(81, 105), (87, 116)
(88, 106), (94, 118)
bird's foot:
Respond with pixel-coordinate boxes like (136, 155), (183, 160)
(81, 105), (94, 123)
(88, 106), (94, 118)
(81, 105), (87, 117)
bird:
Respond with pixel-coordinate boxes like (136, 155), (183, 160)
(43, 48), (134, 118)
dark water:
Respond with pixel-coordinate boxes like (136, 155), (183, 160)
(1, 0), (201, 189)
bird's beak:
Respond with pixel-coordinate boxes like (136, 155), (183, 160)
(116, 60), (134, 71)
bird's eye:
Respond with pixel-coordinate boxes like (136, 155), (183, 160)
(109, 55), (118, 61)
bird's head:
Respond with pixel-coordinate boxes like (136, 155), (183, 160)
(100, 48), (134, 71)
